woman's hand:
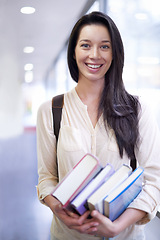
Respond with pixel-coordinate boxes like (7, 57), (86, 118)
(44, 195), (146, 237)
(88, 208), (147, 238)
(88, 210), (117, 238)
(44, 195), (99, 235)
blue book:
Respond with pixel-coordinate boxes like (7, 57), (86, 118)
(103, 166), (144, 221)
(70, 163), (115, 215)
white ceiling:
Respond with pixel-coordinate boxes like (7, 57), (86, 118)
(0, 0), (95, 85)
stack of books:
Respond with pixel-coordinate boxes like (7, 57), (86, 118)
(52, 153), (144, 221)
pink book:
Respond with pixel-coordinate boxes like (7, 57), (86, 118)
(52, 153), (102, 208)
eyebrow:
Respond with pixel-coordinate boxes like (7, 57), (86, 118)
(79, 39), (111, 43)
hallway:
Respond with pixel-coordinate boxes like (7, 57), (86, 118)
(0, 130), (52, 240)
(0, 130), (159, 240)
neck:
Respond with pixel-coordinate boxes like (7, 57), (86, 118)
(75, 79), (104, 104)
(75, 79), (104, 128)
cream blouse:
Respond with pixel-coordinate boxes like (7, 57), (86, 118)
(37, 88), (160, 240)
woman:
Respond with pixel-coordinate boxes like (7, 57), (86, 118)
(37, 12), (160, 240)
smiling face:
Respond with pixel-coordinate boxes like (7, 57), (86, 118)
(74, 24), (112, 84)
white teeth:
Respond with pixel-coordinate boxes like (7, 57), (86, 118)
(87, 64), (101, 69)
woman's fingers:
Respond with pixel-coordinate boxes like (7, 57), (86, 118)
(54, 206), (100, 235)
(64, 209), (80, 219)
(72, 220), (99, 234)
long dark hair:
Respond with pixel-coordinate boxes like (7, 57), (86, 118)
(67, 11), (140, 160)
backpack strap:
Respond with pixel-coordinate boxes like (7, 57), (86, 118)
(52, 94), (64, 142)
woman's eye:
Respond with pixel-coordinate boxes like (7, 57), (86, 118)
(81, 44), (90, 48)
(101, 45), (109, 49)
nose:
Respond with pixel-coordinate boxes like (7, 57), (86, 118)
(89, 46), (101, 59)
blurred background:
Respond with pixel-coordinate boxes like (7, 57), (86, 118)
(0, 0), (160, 239)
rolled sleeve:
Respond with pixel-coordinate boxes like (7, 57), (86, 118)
(128, 100), (160, 224)
(36, 101), (58, 203)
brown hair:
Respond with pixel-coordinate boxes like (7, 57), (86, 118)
(67, 12), (140, 160)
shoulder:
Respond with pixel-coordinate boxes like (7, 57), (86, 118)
(37, 100), (53, 129)
(37, 89), (75, 121)
(37, 100), (52, 118)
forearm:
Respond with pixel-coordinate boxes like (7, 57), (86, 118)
(90, 208), (147, 238)
(113, 208), (147, 236)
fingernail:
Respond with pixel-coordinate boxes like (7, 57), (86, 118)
(91, 210), (97, 216)
(93, 223), (99, 226)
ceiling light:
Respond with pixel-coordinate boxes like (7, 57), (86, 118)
(20, 7), (35, 14)
(25, 71), (33, 83)
(24, 63), (33, 71)
(23, 46), (34, 53)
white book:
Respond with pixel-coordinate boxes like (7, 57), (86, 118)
(71, 163), (115, 214)
(87, 164), (132, 214)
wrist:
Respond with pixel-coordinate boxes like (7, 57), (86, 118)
(44, 195), (61, 214)
(111, 220), (122, 237)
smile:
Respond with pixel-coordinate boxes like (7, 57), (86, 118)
(86, 64), (103, 69)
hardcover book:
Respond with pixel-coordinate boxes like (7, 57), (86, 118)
(103, 166), (144, 221)
(52, 153), (102, 208)
(71, 163), (115, 215)
(87, 164), (132, 214)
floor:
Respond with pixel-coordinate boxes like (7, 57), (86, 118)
(0, 130), (159, 240)
(0, 130), (52, 240)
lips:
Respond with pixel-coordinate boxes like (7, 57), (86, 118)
(86, 63), (103, 69)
